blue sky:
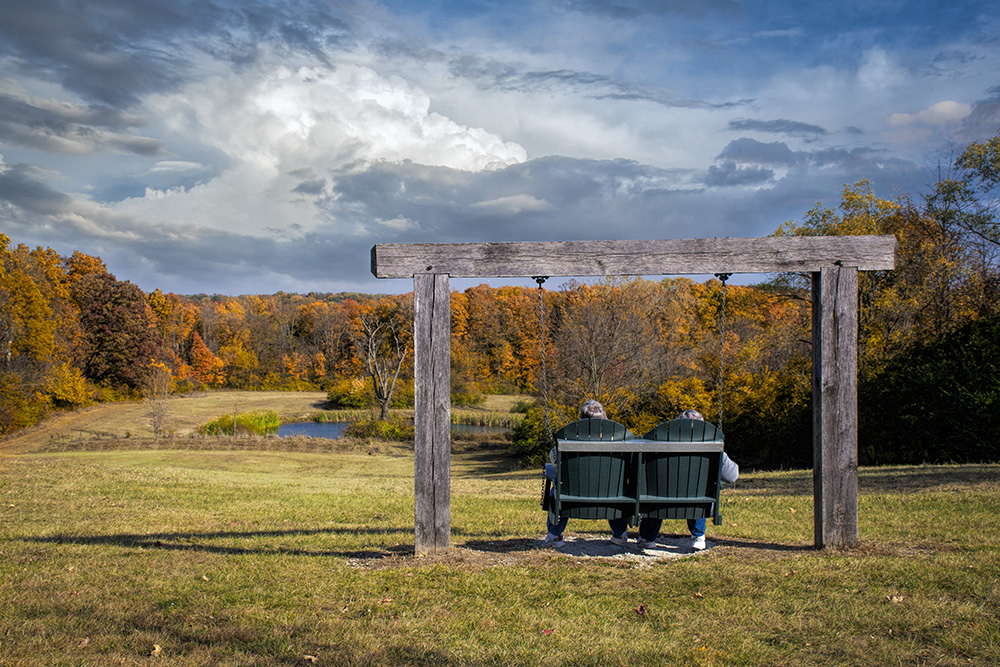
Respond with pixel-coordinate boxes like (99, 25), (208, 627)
(1, 0), (997, 295)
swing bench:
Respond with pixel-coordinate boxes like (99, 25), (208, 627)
(544, 417), (727, 529)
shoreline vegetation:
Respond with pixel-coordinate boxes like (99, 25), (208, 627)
(0, 390), (524, 455)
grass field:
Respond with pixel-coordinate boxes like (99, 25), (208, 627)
(1, 396), (999, 666)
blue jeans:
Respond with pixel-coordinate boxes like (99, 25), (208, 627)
(547, 503), (568, 538)
(608, 517), (706, 541)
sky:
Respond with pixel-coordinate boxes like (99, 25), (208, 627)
(1, 0), (998, 296)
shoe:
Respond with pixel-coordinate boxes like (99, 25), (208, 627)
(637, 538), (657, 549)
(544, 533), (566, 548)
(691, 535), (707, 550)
(609, 533), (628, 546)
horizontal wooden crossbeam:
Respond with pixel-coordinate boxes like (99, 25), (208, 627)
(371, 235), (896, 278)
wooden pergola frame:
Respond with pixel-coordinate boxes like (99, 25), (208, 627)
(371, 235), (897, 554)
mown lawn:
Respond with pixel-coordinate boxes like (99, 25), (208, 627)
(1, 439), (998, 666)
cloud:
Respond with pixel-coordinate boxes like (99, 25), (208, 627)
(148, 62), (526, 175)
(857, 48), (906, 90)
(704, 161), (775, 187)
(0, 90), (168, 156)
(956, 93), (1000, 141)
(728, 118), (828, 139)
(889, 100), (973, 127)
(470, 194), (553, 215)
(447, 55), (743, 110)
(149, 161), (209, 173)
(558, 0), (741, 19)
(715, 138), (903, 174)
(0, 0), (369, 108)
(717, 138), (799, 166)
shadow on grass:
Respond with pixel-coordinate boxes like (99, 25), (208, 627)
(24, 526), (417, 559)
(459, 535), (814, 554)
(452, 445), (534, 479)
(24, 526), (817, 562)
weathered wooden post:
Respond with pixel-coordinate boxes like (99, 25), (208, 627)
(812, 264), (860, 548)
(412, 273), (452, 554)
(372, 236), (894, 554)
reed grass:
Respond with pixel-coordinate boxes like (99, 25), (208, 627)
(197, 410), (281, 436)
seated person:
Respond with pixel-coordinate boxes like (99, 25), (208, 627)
(544, 399), (632, 547)
(611, 409), (738, 550)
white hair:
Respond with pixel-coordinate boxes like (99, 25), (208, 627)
(579, 400), (606, 419)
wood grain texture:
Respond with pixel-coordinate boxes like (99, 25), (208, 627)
(812, 266), (860, 549)
(372, 236), (896, 278)
(413, 273), (451, 555)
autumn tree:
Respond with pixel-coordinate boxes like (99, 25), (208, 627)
(73, 271), (164, 391)
(188, 331), (224, 386)
(550, 278), (661, 418)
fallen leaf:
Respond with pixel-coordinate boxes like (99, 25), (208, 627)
(78, 638), (90, 648)
(887, 595), (905, 604)
(150, 644), (162, 657)
(303, 655), (319, 663)
(201, 575), (210, 581)
(379, 597), (393, 603)
(636, 604), (646, 615)
(790, 508), (797, 514)
(694, 592), (705, 599)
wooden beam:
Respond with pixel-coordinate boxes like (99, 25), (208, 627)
(413, 273), (451, 554)
(812, 266), (860, 549)
(371, 236), (896, 279)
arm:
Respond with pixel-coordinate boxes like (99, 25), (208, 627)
(721, 452), (740, 484)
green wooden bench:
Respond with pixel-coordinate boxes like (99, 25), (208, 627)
(638, 418), (726, 526)
(545, 419), (636, 525)
(545, 418), (727, 528)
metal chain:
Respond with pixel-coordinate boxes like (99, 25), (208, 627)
(714, 273), (731, 430)
(533, 276), (554, 444)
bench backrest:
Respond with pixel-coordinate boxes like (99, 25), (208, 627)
(553, 419), (635, 521)
(640, 418), (725, 524)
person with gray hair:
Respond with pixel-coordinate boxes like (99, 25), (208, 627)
(578, 399), (606, 419)
(544, 399), (621, 548)
(614, 409), (738, 550)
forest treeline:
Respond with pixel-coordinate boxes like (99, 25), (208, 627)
(3, 134), (999, 467)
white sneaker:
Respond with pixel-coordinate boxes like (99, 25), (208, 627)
(691, 535), (707, 550)
(609, 533), (628, 546)
(544, 533), (566, 548)
(637, 538), (657, 549)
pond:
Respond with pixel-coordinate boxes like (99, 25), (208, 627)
(275, 421), (509, 439)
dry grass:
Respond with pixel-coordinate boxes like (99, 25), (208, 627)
(2, 397), (999, 666)
(0, 391), (333, 454)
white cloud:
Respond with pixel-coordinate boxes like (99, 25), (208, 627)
(889, 100), (973, 127)
(149, 161), (208, 173)
(469, 194), (553, 214)
(114, 57), (529, 238)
